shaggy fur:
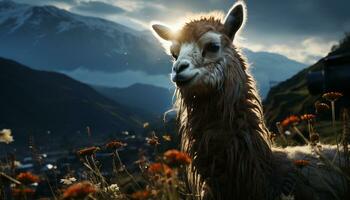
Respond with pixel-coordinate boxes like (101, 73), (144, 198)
(152, 4), (348, 200)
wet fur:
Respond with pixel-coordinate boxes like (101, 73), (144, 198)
(156, 12), (348, 200)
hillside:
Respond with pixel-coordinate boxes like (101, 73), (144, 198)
(0, 57), (143, 143)
(243, 49), (306, 97)
(93, 84), (173, 115)
(264, 33), (350, 131)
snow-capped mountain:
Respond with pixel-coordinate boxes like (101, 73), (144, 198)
(0, 1), (306, 98)
(0, 0), (169, 74)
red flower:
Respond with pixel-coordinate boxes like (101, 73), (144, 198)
(105, 140), (127, 150)
(322, 92), (343, 102)
(163, 149), (191, 166)
(148, 163), (173, 177)
(63, 181), (97, 199)
(16, 172), (40, 184)
(300, 114), (316, 121)
(146, 132), (160, 146)
(77, 146), (100, 156)
(281, 115), (300, 128)
(315, 102), (330, 113)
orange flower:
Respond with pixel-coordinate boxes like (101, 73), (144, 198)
(300, 114), (316, 121)
(16, 172), (40, 184)
(163, 149), (191, 166)
(148, 163), (173, 177)
(281, 115), (300, 128)
(131, 190), (151, 200)
(105, 140), (127, 150)
(293, 160), (310, 168)
(315, 102), (330, 113)
(77, 146), (100, 156)
(322, 92), (343, 102)
(11, 188), (35, 197)
(63, 181), (97, 199)
(146, 132), (160, 146)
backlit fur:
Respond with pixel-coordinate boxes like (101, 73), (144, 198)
(153, 11), (348, 200)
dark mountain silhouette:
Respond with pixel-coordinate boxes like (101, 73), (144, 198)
(93, 84), (173, 115)
(0, 57), (144, 143)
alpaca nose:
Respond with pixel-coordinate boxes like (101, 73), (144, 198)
(173, 61), (190, 73)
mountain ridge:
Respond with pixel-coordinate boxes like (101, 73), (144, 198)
(0, 56), (145, 144)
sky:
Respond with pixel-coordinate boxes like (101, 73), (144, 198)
(12, 0), (350, 64)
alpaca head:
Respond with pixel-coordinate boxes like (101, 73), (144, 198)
(152, 3), (246, 98)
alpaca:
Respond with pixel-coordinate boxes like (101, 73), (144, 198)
(151, 2), (348, 200)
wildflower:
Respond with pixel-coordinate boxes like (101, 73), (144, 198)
(131, 189), (151, 200)
(77, 146), (100, 157)
(300, 114), (316, 121)
(105, 140), (127, 150)
(315, 102), (330, 113)
(60, 177), (77, 185)
(148, 163), (173, 177)
(143, 122), (150, 128)
(281, 115), (300, 128)
(293, 160), (310, 168)
(146, 132), (160, 146)
(16, 172), (40, 184)
(322, 92), (343, 102)
(63, 181), (97, 199)
(11, 188), (35, 198)
(162, 134), (172, 141)
(163, 149), (191, 166)
(106, 184), (119, 192)
(0, 129), (14, 144)
(103, 184), (121, 198)
(11, 160), (22, 168)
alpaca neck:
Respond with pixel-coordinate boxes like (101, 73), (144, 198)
(177, 77), (273, 199)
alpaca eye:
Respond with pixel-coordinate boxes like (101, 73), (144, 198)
(203, 42), (220, 57)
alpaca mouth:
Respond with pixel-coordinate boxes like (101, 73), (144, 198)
(174, 73), (198, 87)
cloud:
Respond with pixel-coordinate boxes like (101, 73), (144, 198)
(243, 37), (337, 64)
(71, 1), (125, 15)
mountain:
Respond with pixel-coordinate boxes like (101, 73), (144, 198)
(263, 34), (350, 131)
(0, 57), (144, 143)
(0, 1), (305, 98)
(0, 0), (169, 74)
(93, 84), (174, 115)
(243, 49), (306, 97)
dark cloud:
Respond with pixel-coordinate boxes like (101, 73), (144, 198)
(244, 0), (350, 39)
(71, 1), (125, 15)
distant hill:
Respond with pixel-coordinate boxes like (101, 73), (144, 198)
(0, 57), (144, 144)
(263, 33), (350, 131)
(243, 49), (306, 97)
(93, 84), (173, 115)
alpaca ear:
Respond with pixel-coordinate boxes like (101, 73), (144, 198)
(223, 2), (245, 40)
(151, 24), (174, 41)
